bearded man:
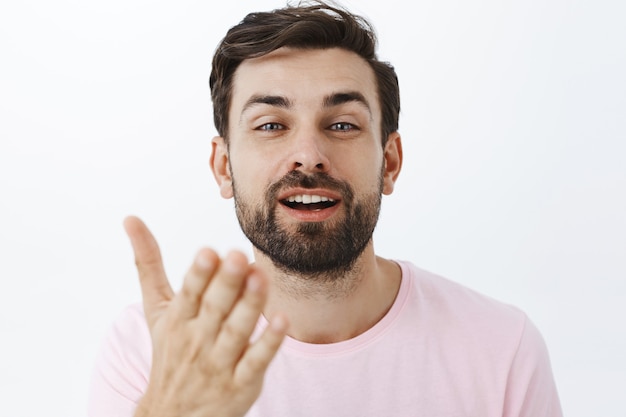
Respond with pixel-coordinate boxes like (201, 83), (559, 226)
(88, 2), (562, 417)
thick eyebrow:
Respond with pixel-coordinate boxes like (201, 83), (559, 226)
(323, 91), (372, 117)
(239, 91), (372, 120)
(241, 95), (293, 116)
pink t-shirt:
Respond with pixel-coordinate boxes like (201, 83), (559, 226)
(88, 261), (562, 416)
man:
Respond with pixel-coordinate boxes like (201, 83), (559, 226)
(89, 2), (562, 416)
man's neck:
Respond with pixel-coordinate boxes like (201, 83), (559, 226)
(253, 243), (402, 344)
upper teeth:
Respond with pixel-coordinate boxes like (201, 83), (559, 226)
(287, 195), (335, 204)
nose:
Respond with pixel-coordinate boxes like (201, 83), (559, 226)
(289, 129), (331, 173)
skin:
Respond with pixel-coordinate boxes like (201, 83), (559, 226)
(126, 47), (403, 417)
(125, 218), (288, 417)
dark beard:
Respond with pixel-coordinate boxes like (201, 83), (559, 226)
(233, 170), (383, 279)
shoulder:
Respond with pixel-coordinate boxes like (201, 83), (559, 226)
(398, 261), (525, 318)
(391, 261), (562, 416)
(102, 303), (152, 365)
(88, 303), (151, 416)
(395, 260), (539, 353)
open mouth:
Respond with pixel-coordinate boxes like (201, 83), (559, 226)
(280, 194), (338, 211)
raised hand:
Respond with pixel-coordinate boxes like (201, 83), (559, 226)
(123, 216), (288, 417)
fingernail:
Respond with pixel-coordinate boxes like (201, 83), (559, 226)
(247, 274), (262, 292)
(224, 253), (245, 274)
(196, 253), (212, 270)
(270, 315), (288, 332)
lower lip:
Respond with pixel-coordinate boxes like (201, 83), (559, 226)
(279, 202), (341, 222)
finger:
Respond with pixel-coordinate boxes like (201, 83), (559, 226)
(198, 250), (250, 339)
(211, 270), (268, 368)
(174, 248), (220, 319)
(234, 313), (288, 386)
(123, 216), (174, 323)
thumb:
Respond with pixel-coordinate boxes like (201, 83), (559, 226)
(123, 215), (174, 326)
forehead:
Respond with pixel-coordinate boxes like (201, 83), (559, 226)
(230, 47), (379, 115)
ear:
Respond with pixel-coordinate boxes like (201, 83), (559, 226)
(382, 132), (403, 195)
(210, 136), (234, 199)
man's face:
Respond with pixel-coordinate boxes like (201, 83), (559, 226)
(212, 47), (400, 277)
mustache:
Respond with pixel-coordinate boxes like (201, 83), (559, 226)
(267, 171), (354, 202)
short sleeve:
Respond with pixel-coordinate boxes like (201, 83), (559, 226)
(87, 304), (152, 417)
(503, 315), (563, 417)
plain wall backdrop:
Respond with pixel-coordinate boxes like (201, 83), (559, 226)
(1, 0), (624, 416)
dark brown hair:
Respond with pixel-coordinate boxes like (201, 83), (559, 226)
(209, 1), (400, 145)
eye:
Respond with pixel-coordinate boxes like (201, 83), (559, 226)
(329, 122), (358, 132)
(256, 122), (285, 131)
